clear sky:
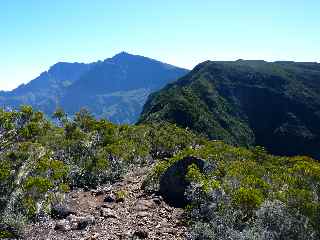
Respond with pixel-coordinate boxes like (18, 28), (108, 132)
(1, 0), (319, 90)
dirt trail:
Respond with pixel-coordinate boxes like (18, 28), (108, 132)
(25, 167), (189, 240)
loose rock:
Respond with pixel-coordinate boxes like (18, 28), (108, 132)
(51, 204), (76, 219)
(54, 220), (71, 231)
(100, 208), (118, 218)
(25, 166), (189, 240)
(133, 229), (148, 239)
(104, 193), (116, 203)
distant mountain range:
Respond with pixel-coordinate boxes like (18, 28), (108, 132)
(0, 52), (188, 123)
(139, 60), (320, 159)
(3, 53), (320, 158)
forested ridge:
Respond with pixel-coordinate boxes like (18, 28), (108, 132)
(140, 60), (320, 159)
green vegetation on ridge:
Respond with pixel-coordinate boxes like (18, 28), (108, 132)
(139, 60), (320, 159)
(144, 141), (320, 239)
(0, 106), (320, 239)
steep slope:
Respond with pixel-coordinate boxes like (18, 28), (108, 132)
(139, 60), (320, 159)
(0, 62), (93, 115)
(61, 52), (188, 123)
(0, 52), (188, 123)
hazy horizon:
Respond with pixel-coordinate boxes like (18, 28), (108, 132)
(1, 0), (319, 91)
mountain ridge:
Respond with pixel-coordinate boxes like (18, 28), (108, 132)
(139, 59), (320, 159)
(0, 52), (188, 123)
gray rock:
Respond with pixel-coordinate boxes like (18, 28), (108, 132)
(159, 156), (207, 207)
(76, 217), (94, 230)
(153, 197), (162, 205)
(136, 211), (149, 218)
(84, 233), (100, 240)
(54, 220), (71, 231)
(100, 208), (118, 218)
(51, 204), (76, 219)
(133, 229), (148, 239)
(134, 200), (154, 211)
(91, 189), (104, 197)
(67, 215), (95, 230)
(104, 193), (116, 203)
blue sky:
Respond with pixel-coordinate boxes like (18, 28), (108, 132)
(1, 0), (319, 90)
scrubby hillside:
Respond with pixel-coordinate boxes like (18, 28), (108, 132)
(1, 107), (320, 239)
(144, 143), (320, 239)
(139, 60), (320, 159)
(0, 106), (200, 239)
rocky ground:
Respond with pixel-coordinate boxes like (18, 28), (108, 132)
(24, 167), (190, 240)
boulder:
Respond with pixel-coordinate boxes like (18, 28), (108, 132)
(159, 156), (207, 207)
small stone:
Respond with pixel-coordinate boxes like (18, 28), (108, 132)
(70, 193), (79, 199)
(91, 189), (104, 196)
(67, 215), (95, 230)
(104, 193), (116, 203)
(54, 220), (71, 231)
(83, 233), (99, 240)
(51, 204), (76, 219)
(100, 208), (118, 218)
(153, 197), (162, 205)
(103, 185), (112, 192)
(135, 200), (154, 211)
(133, 230), (148, 239)
(136, 211), (149, 218)
(89, 233), (100, 240)
(163, 227), (176, 234)
(76, 220), (89, 230)
(100, 203), (114, 209)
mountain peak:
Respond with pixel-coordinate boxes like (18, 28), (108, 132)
(115, 51), (130, 56)
(111, 51), (133, 59)
(110, 52), (155, 63)
(0, 53), (188, 124)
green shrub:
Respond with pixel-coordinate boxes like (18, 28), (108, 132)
(232, 187), (264, 209)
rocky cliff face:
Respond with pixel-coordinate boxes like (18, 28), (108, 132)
(139, 60), (320, 159)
